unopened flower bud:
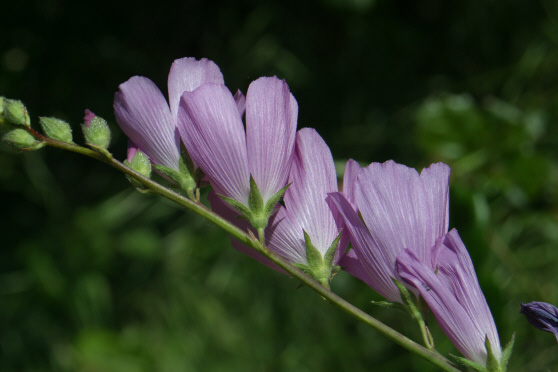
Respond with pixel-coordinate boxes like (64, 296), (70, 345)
(82, 109), (111, 149)
(2, 128), (43, 150)
(3, 99), (30, 127)
(520, 301), (558, 342)
(39, 117), (73, 143)
(130, 149), (152, 178)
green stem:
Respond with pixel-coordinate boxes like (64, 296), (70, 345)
(32, 132), (461, 372)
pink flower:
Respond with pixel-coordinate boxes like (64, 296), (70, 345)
(329, 161), (450, 302)
(178, 76), (297, 208)
(114, 57), (224, 170)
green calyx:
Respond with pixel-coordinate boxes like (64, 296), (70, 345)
(40, 117), (73, 143)
(130, 150), (152, 179)
(2, 98), (30, 127)
(82, 116), (111, 157)
(451, 334), (514, 372)
(124, 150), (151, 194)
(152, 151), (197, 199)
(124, 150), (153, 193)
(219, 177), (290, 241)
(2, 128), (44, 150)
(293, 231), (342, 289)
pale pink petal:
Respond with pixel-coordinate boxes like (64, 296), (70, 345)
(339, 250), (378, 289)
(266, 207), (307, 264)
(114, 76), (179, 170)
(342, 159), (361, 204)
(246, 77), (297, 203)
(168, 57), (224, 118)
(420, 163), (451, 247)
(396, 229), (501, 366)
(328, 192), (402, 302)
(355, 161), (434, 265)
(178, 84), (250, 205)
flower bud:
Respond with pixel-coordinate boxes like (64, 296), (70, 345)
(130, 149), (152, 178)
(82, 109), (111, 149)
(39, 117), (73, 143)
(520, 301), (558, 342)
(2, 128), (43, 150)
(3, 99), (30, 127)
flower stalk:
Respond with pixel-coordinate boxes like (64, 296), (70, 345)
(20, 124), (462, 372)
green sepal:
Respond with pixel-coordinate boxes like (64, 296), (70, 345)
(219, 178), (290, 235)
(263, 182), (291, 217)
(298, 231), (343, 288)
(130, 150), (152, 179)
(323, 231), (342, 268)
(218, 194), (253, 219)
(179, 144), (198, 182)
(248, 176), (264, 211)
(178, 156), (197, 194)
(123, 160), (151, 194)
(450, 355), (487, 372)
(499, 333), (515, 372)
(393, 279), (420, 317)
(82, 116), (111, 150)
(304, 231), (324, 270)
(39, 117), (73, 143)
(2, 128), (44, 150)
(150, 147), (197, 198)
(2, 98), (30, 127)
(153, 164), (182, 181)
(292, 262), (313, 276)
(485, 336), (500, 372)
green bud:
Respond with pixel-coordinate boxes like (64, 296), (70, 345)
(82, 116), (111, 149)
(2, 128), (43, 150)
(130, 150), (152, 178)
(39, 117), (73, 143)
(3, 99), (30, 127)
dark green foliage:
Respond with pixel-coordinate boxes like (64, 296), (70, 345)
(2, 0), (558, 371)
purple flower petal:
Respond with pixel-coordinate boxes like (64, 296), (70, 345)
(266, 206), (307, 264)
(342, 159), (361, 205)
(339, 250), (379, 289)
(420, 163), (451, 253)
(167, 57), (224, 119)
(355, 161), (441, 266)
(178, 84), (251, 205)
(328, 192), (402, 302)
(114, 76), (180, 170)
(396, 229), (501, 366)
(246, 77), (297, 203)
(283, 128), (338, 256)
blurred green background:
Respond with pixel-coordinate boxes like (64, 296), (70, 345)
(2, 0), (558, 371)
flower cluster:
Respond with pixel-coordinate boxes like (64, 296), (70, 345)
(113, 56), (507, 368)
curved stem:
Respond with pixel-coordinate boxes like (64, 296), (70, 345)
(31, 132), (461, 372)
